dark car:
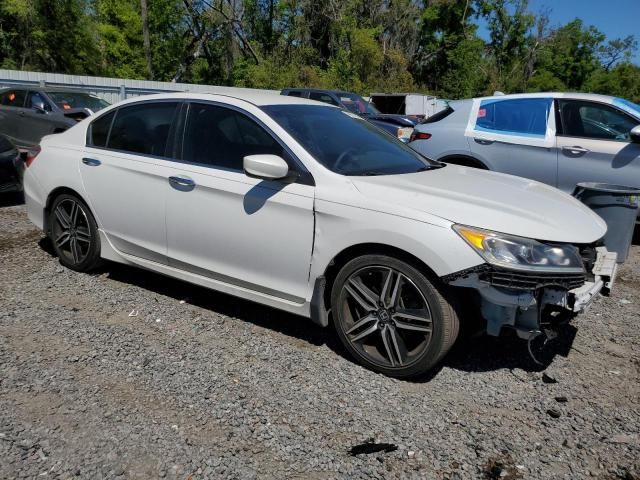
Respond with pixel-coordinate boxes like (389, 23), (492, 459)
(0, 87), (110, 149)
(0, 134), (23, 193)
(281, 88), (416, 142)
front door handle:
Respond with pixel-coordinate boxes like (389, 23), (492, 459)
(169, 175), (196, 191)
(562, 146), (590, 157)
(82, 157), (101, 166)
(474, 138), (494, 145)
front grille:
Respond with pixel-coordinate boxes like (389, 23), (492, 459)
(480, 269), (586, 291)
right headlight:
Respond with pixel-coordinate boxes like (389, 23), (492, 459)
(453, 225), (585, 273)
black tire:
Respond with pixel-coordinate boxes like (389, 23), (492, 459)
(331, 254), (459, 378)
(49, 193), (102, 272)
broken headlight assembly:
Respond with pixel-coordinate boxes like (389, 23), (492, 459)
(453, 225), (584, 273)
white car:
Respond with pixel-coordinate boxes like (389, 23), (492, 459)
(23, 92), (616, 378)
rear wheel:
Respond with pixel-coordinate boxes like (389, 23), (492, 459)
(331, 255), (459, 378)
(49, 194), (102, 272)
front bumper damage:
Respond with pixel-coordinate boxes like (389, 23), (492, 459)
(443, 247), (618, 340)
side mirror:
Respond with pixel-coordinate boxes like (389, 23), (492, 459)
(243, 154), (291, 181)
(630, 125), (640, 144)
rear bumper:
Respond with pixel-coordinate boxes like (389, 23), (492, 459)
(446, 247), (617, 339)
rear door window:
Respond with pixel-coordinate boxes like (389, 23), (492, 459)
(559, 100), (639, 141)
(475, 98), (551, 137)
(1, 90), (27, 108)
(107, 102), (178, 156)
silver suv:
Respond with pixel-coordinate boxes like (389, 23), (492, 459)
(409, 93), (640, 205)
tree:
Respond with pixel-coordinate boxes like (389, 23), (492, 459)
(140, 0), (153, 79)
(413, 0), (486, 98)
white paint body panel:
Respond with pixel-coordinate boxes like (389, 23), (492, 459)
(23, 91), (607, 319)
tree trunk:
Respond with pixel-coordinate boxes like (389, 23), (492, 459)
(140, 0), (154, 80)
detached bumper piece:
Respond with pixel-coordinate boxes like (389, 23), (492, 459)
(444, 247), (617, 340)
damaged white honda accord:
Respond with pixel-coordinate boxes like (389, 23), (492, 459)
(23, 92), (617, 378)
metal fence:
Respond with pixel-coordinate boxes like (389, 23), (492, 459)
(0, 69), (277, 104)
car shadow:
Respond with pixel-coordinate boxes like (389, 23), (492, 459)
(38, 240), (578, 382)
(611, 143), (640, 169)
(0, 192), (24, 208)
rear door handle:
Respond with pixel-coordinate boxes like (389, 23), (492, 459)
(562, 146), (590, 157)
(82, 157), (101, 166)
(474, 138), (494, 145)
(169, 175), (196, 190)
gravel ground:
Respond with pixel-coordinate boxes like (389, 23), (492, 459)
(1, 199), (638, 480)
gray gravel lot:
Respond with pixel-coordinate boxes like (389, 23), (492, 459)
(1, 199), (638, 480)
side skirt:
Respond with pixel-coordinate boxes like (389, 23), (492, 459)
(97, 230), (312, 318)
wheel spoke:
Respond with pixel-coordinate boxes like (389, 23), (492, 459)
(388, 325), (406, 365)
(380, 269), (393, 307)
(394, 320), (432, 333)
(345, 278), (378, 312)
(345, 314), (377, 335)
(54, 231), (71, 248)
(70, 238), (82, 264)
(389, 273), (403, 308)
(380, 325), (406, 367)
(69, 202), (79, 227)
(76, 226), (91, 243)
(350, 321), (379, 342)
(393, 308), (431, 324)
(54, 205), (71, 229)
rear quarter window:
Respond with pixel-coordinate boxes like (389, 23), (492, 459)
(421, 106), (454, 124)
(89, 111), (116, 147)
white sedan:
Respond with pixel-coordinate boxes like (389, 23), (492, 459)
(22, 91), (615, 377)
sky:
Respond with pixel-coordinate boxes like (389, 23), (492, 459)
(477, 0), (640, 63)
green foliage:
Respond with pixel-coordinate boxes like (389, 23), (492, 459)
(0, 0), (637, 103)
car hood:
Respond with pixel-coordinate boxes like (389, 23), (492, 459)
(350, 165), (607, 244)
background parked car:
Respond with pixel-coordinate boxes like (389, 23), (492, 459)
(281, 88), (416, 142)
(0, 134), (23, 193)
(0, 87), (110, 149)
(409, 93), (640, 214)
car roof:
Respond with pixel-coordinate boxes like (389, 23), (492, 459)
(465, 92), (618, 104)
(0, 86), (100, 95)
(283, 88), (355, 96)
(112, 90), (328, 108)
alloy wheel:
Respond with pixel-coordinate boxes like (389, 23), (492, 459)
(339, 265), (433, 368)
(51, 198), (92, 266)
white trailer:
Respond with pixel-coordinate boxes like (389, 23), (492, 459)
(370, 93), (448, 119)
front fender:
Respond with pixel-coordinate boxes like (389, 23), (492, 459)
(309, 199), (485, 284)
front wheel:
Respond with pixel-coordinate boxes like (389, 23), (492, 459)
(49, 194), (102, 272)
(331, 255), (459, 378)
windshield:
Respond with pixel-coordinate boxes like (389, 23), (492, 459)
(262, 105), (440, 176)
(338, 93), (380, 116)
(613, 97), (640, 119)
(47, 92), (110, 112)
